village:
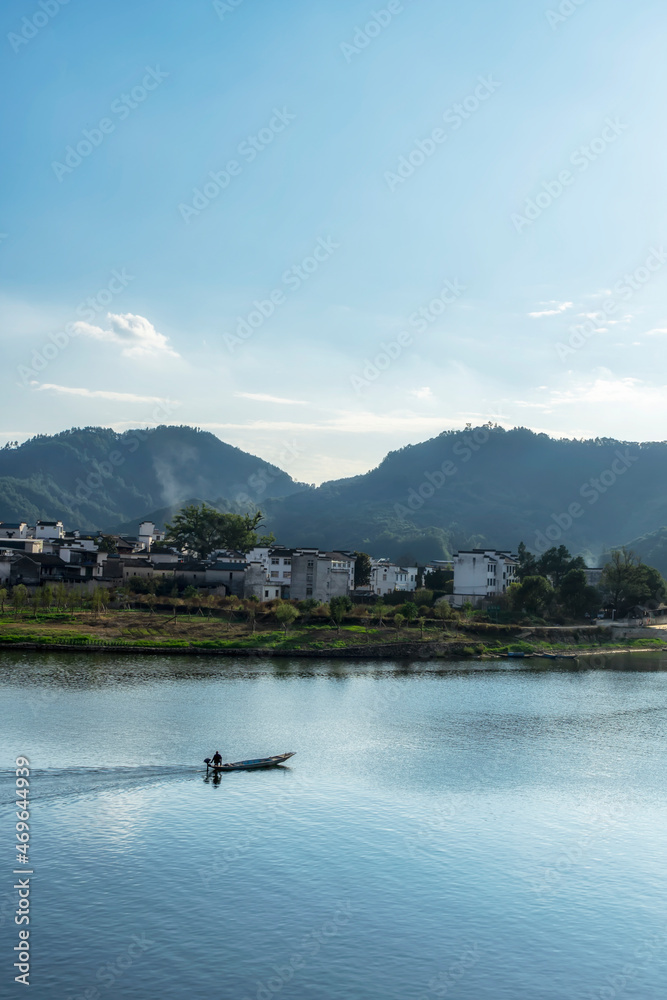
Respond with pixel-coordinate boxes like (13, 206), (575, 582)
(0, 516), (549, 609)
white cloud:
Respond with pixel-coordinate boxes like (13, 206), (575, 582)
(644, 327), (667, 336)
(410, 386), (433, 400)
(514, 374), (664, 412)
(72, 312), (179, 358)
(34, 383), (177, 404)
(528, 301), (573, 318)
(234, 392), (309, 405)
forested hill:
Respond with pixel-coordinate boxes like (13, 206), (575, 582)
(3, 424), (667, 570)
(262, 426), (667, 565)
(0, 425), (304, 531)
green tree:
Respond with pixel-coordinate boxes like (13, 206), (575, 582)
(54, 583), (67, 610)
(401, 601), (418, 624)
(12, 584), (28, 616)
(516, 541), (538, 581)
(0, 587), (7, 613)
(275, 603), (299, 634)
(413, 588), (434, 606)
(558, 568), (599, 618)
(91, 588), (106, 617)
(537, 545), (585, 587)
(98, 535), (118, 555)
(600, 548), (666, 614)
(66, 589), (79, 615)
(353, 552), (372, 589)
(330, 595), (352, 631)
(393, 612), (405, 630)
(373, 601), (388, 627)
(509, 575), (554, 617)
(424, 568), (452, 591)
(165, 503), (272, 559)
(41, 584), (53, 610)
(433, 601), (453, 629)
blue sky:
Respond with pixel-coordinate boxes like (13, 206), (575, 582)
(2, 0), (667, 483)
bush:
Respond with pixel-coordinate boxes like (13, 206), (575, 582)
(413, 589), (434, 607)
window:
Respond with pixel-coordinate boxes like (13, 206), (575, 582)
(283, 558), (291, 566)
(271, 571), (279, 578)
(307, 560), (314, 569)
(264, 590), (269, 598)
(271, 557), (279, 565)
(306, 587), (312, 596)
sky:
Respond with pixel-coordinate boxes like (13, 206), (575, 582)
(2, 0), (667, 484)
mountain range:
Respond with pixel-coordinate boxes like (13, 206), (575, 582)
(1, 424), (666, 572)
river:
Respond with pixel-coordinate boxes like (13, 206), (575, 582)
(1, 651), (666, 999)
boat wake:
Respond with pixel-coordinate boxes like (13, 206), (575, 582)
(0, 764), (202, 808)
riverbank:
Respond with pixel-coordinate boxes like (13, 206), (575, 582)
(0, 609), (665, 660)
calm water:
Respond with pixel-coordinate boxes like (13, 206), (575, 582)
(1, 652), (667, 999)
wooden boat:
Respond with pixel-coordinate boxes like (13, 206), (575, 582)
(204, 752), (295, 772)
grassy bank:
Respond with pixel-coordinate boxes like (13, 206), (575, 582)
(0, 609), (665, 658)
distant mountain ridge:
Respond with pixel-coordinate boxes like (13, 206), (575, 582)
(0, 425), (304, 531)
(3, 424), (667, 573)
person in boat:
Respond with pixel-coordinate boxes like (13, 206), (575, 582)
(211, 751), (223, 766)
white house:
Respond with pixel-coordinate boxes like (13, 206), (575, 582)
(451, 549), (518, 606)
(0, 522), (28, 539)
(34, 520), (65, 540)
(138, 521), (165, 551)
(370, 559), (418, 597)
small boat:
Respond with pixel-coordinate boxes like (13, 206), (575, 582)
(204, 752), (295, 772)
(506, 651), (529, 658)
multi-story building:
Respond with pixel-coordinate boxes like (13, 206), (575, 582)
(370, 559), (418, 597)
(290, 550), (352, 602)
(451, 549), (518, 606)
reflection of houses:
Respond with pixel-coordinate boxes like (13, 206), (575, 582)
(451, 549), (518, 607)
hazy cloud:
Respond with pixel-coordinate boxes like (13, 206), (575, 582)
(234, 392), (309, 405)
(528, 301), (573, 318)
(34, 382), (177, 404)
